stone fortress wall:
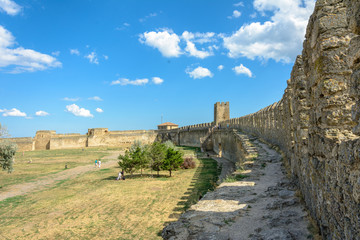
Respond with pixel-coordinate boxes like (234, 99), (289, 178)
(214, 1), (360, 238)
(2, 0), (359, 238)
(5, 128), (159, 151)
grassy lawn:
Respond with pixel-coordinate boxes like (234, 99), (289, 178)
(0, 147), (122, 189)
(0, 147), (218, 239)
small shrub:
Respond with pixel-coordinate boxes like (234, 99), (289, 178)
(181, 157), (196, 169)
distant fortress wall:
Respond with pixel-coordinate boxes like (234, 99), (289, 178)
(2, 137), (35, 152)
(4, 128), (159, 151)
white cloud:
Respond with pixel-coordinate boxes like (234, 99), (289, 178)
(103, 55), (108, 60)
(88, 96), (103, 101)
(139, 12), (158, 22)
(85, 51), (99, 64)
(140, 30), (182, 57)
(223, 0), (316, 63)
(70, 49), (80, 55)
(250, 12), (257, 18)
(228, 10), (241, 19)
(35, 110), (49, 116)
(96, 108), (103, 113)
(234, 2), (244, 7)
(52, 51), (60, 56)
(152, 77), (164, 85)
(182, 31), (216, 44)
(0, 108), (26, 117)
(63, 97), (80, 102)
(184, 40), (213, 59)
(182, 31), (215, 59)
(66, 104), (93, 118)
(116, 22), (130, 31)
(0, 26), (61, 73)
(218, 65), (224, 71)
(0, 0), (21, 16)
(233, 64), (252, 77)
(111, 78), (149, 86)
(186, 66), (213, 79)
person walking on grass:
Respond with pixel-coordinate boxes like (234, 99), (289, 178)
(98, 160), (101, 168)
(95, 159), (98, 167)
(117, 171), (122, 180)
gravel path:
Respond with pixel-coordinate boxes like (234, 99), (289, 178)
(163, 136), (312, 240)
(0, 151), (122, 201)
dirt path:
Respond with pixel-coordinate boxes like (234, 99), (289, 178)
(163, 136), (312, 240)
(0, 151), (122, 202)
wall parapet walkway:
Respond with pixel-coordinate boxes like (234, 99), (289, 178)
(216, 1), (360, 238)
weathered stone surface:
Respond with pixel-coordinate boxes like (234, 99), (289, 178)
(208, 0), (360, 239)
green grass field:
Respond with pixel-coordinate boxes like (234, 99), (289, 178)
(0, 147), (218, 239)
(0, 147), (121, 188)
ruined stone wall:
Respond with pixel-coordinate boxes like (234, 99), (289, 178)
(50, 135), (88, 150)
(212, 129), (247, 164)
(221, 1), (360, 238)
(87, 130), (158, 148)
(156, 123), (214, 148)
(2, 137), (35, 152)
(35, 130), (56, 150)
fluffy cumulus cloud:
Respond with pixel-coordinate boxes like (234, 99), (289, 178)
(95, 108), (103, 113)
(0, 26), (61, 73)
(66, 104), (93, 118)
(35, 110), (49, 116)
(111, 78), (149, 86)
(0, 108), (26, 117)
(152, 77), (164, 85)
(228, 10), (241, 19)
(233, 64), (253, 77)
(218, 65), (224, 71)
(182, 31), (215, 59)
(186, 66), (213, 79)
(88, 96), (103, 101)
(0, 0), (21, 16)
(85, 51), (99, 64)
(140, 30), (182, 57)
(223, 0), (316, 63)
(140, 30), (218, 59)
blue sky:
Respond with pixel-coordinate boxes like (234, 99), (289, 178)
(0, 0), (315, 137)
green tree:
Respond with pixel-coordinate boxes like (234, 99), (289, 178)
(0, 123), (9, 138)
(130, 145), (148, 176)
(148, 141), (166, 176)
(118, 150), (137, 176)
(163, 140), (175, 150)
(118, 142), (149, 177)
(0, 124), (16, 173)
(162, 147), (183, 177)
(0, 140), (17, 173)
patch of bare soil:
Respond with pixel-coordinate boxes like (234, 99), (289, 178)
(163, 137), (313, 240)
(0, 151), (122, 201)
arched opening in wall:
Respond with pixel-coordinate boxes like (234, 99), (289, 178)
(218, 143), (222, 157)
(46, 141), (50, 150)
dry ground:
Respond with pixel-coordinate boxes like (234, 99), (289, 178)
(163, 135), (319, 239)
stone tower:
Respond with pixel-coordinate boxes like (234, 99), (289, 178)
(214, 102), (230, 125)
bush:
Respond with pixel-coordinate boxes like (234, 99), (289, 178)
(0, 140), (17, 173)
(181, 157), (196, 169)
